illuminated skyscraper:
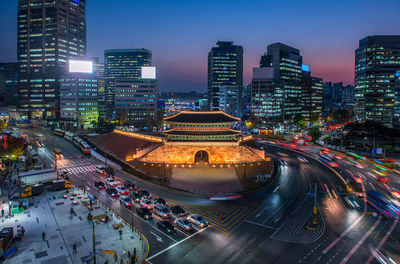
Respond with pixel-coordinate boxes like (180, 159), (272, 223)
(17, 0), (86, 119)
(301, 65), (322, 124)
(261, 43), (303, 123)
(355, 35), (400, 127)
(104, 49), (152, 111)
(208, 41), (243, 111)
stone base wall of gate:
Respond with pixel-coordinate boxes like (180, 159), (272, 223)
(139, 142), (264, 164)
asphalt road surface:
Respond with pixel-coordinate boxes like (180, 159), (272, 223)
(19, 127), (400, 264)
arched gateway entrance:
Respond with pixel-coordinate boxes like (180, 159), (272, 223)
(194, 150), (209, 163)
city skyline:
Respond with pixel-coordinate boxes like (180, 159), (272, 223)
(1, 0), (399, 92)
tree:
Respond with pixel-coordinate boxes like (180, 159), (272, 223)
(322, 136), (331, 145)
(0, 120), (8, 130)
(310, 112), (320, 124)
(0, 136), (25, 166)
(119, 108), (128, 126)
(308, 127), (321, 142)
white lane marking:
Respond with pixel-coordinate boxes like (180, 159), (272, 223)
(146, 226), (210, 261)
(339, 215), (382, 264)
(245, 220), (274, 229)
(322, 213), (365, 254)
(273, 186), (280, 193)
(365, 217), (399, 264)
(150, 231), (163, 242)
(369, 182), (376, 190)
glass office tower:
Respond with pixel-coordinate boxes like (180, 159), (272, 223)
(17, 0), (86, 119)
(104, 49), (152, 112)
(355, 35), (400, 127)
(208, 41), (243, 111)
(261, 43), (303, 123)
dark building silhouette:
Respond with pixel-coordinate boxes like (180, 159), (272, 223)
(208, 41), (243, 111)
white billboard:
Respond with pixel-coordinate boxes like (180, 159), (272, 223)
(69, 60), (93, 73)
(141, 66), (156, 79)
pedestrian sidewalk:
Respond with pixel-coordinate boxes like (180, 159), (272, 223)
(0, 188), (145, 264)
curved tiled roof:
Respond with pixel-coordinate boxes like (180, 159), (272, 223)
(164, 111), (240, 123)
(163, 129), (241, 136)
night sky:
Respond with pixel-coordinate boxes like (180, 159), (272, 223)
(1, 0), (399, 92)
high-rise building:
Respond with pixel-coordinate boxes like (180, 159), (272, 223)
(322, 81), (354, 114)
(208, 41), (243, 110)
(17, 0), (86, 119)
(394, 71), (400, 128)
(114, 75), (158, 129)
(104, 49), (152, 113)
(301, 65), (322, 124)
(261, 43), (303, 122)
(219, 85), (241, 117)
(60, 60), (98, 129)
(92, 58), (106, 120)
(355, 35), (400, 127)
(251, 67), (284, 130)
(0, 63), (19, 106)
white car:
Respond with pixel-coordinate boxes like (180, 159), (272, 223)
(95, 165), (107, 174)
(105, 177), (118, 187)
(140, 199), (154, 210)
(188, 214), (208, 228)
(116, 185), (129, 195)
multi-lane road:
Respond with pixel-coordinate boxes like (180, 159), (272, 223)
(19, 127), (400, 264)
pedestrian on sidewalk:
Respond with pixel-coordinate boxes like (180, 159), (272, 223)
(72, 243), (77, 254)
(1, 208), (4, 217)
(120, 259), (124, 264)
(104, 261), (108, 264)
(119, 229), (122, 239)
(42, 231), (46, 241)
(70, 207), (75, 215)
(133, 248), (136, 262)
(21, 226), (25, 237)
(113, 254), (118, 262)
(127, 251), (131, 260)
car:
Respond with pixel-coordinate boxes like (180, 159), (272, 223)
(353, 175), (364, 183)
(355, 163), (364, 169)
(320, 148), (329, 154)
(277, 152), (289, 157)
(140, 199), (154, 210)
(106, 187), (119, 197)
(297, 156), (308, 163)
(137, 207), (152, 220)
(279, 159), (287, 166)
(153, 197), (167, 206)
(154, 204), (171, 218)
(188, 214), (208, 228)
(130, 192), (142, 203)
(303, 142), (310, 146)
(175, 218), (193, 231)
(105, 177), (118, 187)
(104, 166), (115, 177)
(31, 124), (37, 128)
(34, 163), (44, 170)
(95, 165), (107, 174)
(59, 170), (69, 180)
(157, 220), (174, 233)
(94, 180), (106, 190)
(116, 185), (129, 195)
(138, 190), (151, 199)
(119, 195), (133, 207)
(170, 205), (187, 217)
(124, 180), (136, 190)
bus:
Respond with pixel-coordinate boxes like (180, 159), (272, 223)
(367, 191), (400, 218)
(64, 131), (74, 142)
(53, 128), (65, 137)
(79, 141), (91, 155)
(73, 136), (83, 147)
(52, 148), (63, 160)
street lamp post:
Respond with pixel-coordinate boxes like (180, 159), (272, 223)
(92, 222), (96, 264)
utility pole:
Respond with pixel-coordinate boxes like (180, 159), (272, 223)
(92, 222), (96, 264)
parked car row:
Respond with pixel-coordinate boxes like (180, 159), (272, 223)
(93, 177), (209, 233)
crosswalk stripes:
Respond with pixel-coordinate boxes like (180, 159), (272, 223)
(167, 201), (259, 235)
(60, 164), (98, 175)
